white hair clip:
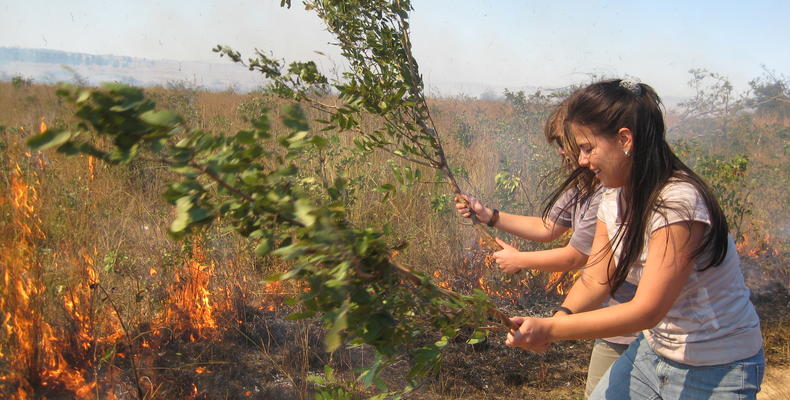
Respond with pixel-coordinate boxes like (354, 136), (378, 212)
(619, 79), (642, 95)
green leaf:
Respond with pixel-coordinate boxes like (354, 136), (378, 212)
(373, 184), (394, 193)
(170, 196), (193, 233)
(254, 237), (273, 256)
(140, 110), (182, 128)
(241, 168), (262, 185)
(282, 104), (309, 132)
(324, 300), (350, 352)
(27, 129), (72, 151)
(187, 207), (211, 223)
(466, 330), (487, 345)
(309, 135), (329, 149)
(56, 141), (81, 155)
(286, 311), (316, 320)
(76, 90), (91, 104)
(172, 165), (201, 178)
(170, 210), (190, 233)
(359, 353), (390, 392)
(293, 198), (317, 226)
(288, 130), (309, 144)
(235, 129), (255, 144)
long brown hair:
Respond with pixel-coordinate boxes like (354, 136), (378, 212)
(541, 100), (598, 222)
(564, 79), (729, 294)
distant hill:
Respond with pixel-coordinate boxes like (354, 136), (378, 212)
(0, 47), (534, 98)
(0, 47), (687, 103)
(0, 47), (264, 92)
(0, 47), (143, 68)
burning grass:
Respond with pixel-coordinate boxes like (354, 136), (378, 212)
(0, 163), (582, 398)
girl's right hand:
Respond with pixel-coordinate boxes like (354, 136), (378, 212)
(493, 238), (523, 274)
(505, 316), (551, 353)
(454, 194), (492, 223)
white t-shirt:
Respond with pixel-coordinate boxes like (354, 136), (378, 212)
(597, 181), (762, 366)
(548, 186), (601, 256)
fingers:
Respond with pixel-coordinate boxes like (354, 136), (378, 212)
(454, 200), (471, 217)
(494, 237), (514, 250)
(506, 329), (526, 348)
(493, 243), (518, 274)
(456, 193), (481, 209)
(505, 317), (551, 352)
(456, 207), (472, 218)
(506, 331), (516, 346)
(454, 193), (481, 218)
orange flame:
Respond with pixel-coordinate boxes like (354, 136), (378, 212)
(161, 242), (220, 341)
(737, 233), (779, 259)
(0, 163), (98, 397)
(433, 270), (451, 289)
(87, 156), (95, 181)
(187, 383), (199, 399)
(545, 270), (581, 295)
(261, 280), (286, 312)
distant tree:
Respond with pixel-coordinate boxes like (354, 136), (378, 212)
(746, 66), (790, 124)
(11, 74), (33, 88)
(678, 68), (739, 139)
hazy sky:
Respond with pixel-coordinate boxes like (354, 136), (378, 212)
(2, 0), (788, 98)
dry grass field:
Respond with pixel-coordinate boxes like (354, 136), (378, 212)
(1, 80), (788, 399)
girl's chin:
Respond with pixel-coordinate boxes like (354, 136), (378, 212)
(601, 182), (625, 189)
(598, 176), (624, 189)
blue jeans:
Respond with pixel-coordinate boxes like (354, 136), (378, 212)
(590, 334), (764, 400)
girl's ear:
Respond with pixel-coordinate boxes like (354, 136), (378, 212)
(617, 128), (633, 154)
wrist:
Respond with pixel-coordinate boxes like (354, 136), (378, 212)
(486, 208), (500, 227)
(539, 317), (557, 345)
(478, 207), (493, 223)
(552, 306), (573, 317)
(513, 252), (529, 271)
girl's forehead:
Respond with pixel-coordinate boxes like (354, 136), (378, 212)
(570, 123), (595, 141)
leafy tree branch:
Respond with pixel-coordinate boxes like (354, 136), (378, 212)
(28, 83), (515, 395)
(214, 0), (502, 251)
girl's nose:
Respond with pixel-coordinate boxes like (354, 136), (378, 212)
(578, 152), (589, 167)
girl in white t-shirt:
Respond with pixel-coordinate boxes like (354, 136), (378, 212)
(505, 79), (764, 399)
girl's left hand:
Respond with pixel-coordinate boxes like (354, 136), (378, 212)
(506, 316), (552, 352)
(493, 238), (524, 274)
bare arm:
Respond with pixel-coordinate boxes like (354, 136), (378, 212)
(496, 211), (570, 242)
(494, 240), (588, 274)
(455, 194), (570, 242)
(508, 220), (706, 350)
(549, 221), (703, 339)
(556, 219), (613, 313)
